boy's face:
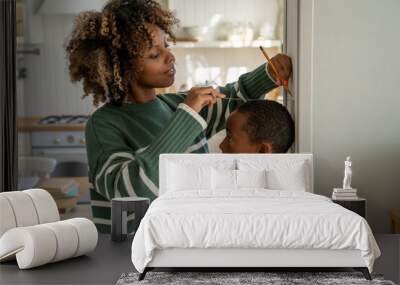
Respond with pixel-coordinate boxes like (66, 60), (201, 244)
(219, 111), (273, 153)
(134, 24), (176, 88)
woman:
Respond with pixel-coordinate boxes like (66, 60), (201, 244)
(66, 0), (292, 233)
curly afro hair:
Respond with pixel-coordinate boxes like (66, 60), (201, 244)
(237, 100), (295, 153)
(65, 0), (178, 106)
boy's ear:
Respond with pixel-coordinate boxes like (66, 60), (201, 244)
(258, 142), (273, 153)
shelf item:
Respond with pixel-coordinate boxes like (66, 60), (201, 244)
(172, 39), (281, 49)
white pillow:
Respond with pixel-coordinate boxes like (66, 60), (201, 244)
(236, 169), (267, 189)
(211, 169), (267, 190)
(212, 168), (237, 190)
(265, 162), (308, 191)
(238, 159), (309, 191)
(167, 162), (212, 191)
(210, 159), (237, 171)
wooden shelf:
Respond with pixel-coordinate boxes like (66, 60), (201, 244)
(172, 39), (282, 49)
(17, 117), (86, 132)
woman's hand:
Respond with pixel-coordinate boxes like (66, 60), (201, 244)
(184, 87), (226, 113)
(267, 53), (292, 85)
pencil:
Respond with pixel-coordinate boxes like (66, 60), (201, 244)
(259, 46), (280, 79)
(259, 46), (293, 96)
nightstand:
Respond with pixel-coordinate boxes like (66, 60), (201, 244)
(332, 198), (366, 218)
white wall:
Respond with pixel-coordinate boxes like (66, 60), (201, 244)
(302, 0), (400, 233)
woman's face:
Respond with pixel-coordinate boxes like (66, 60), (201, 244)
(135, 24), (176, 88)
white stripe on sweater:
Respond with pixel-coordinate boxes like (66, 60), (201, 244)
(206, 86), (220, 126)
(96, 152), (134, 180)
(114, 149), (148, 197)
(178, 103), (207, 130)
(136, 146), (148, 154)
(139, 168), (159, 196)
(114, 169), (123, 197)
(95, 152), (135, 197)
(122, 163), (137, 197)
(95, 151), (156, 199)
(185, 137), (208, 153)
(234, 82), (246, 101)
(103, 162), (124, 200)
(211, 99), (222, 137)
(206, 104), (213, 125)
(92, 218), (111, 225)
(224, 99), (231, 124)
(93, 216), (135, 225)
(91, 200), (110, 207)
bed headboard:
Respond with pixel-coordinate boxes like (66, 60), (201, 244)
(159, 153), (314, 195)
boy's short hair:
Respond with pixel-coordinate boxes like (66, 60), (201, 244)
(237, 100), (295, 153)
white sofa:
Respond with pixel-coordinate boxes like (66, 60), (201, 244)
(0, 189), (97, 269)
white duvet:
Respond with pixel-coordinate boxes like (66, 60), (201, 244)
(131, 190), (380, 273)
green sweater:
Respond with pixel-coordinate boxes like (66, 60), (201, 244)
(86, 63), (276, 233)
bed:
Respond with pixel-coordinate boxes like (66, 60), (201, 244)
(131, 154), (380, 280)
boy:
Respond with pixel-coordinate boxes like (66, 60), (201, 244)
(219, 100), (294, 153)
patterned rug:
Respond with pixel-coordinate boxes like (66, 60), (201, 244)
(116, 271), (396, 285)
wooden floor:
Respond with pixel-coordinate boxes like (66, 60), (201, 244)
(374, 234), (400, 284)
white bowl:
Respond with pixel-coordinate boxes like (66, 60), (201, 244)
(183, 26), (209, 41)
